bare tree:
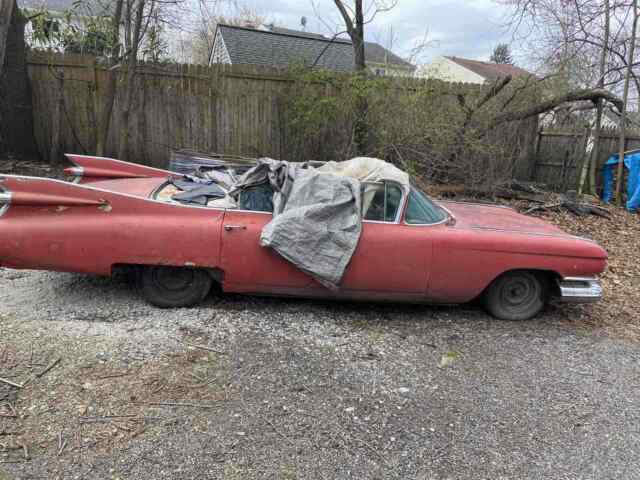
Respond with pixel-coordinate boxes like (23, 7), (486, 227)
(500, 0), (639, 201)
(96, 0), (124, 156)
(0, 0), (36, 157)
(578, 0), (610, 195)
(118, 0), (147, 160)
(0, 0), (15, 73)
(490, 44), (514, 64)
(615, 0), (638, 204)
(181, 1), (267, 64)
(331, 0), (397, 71)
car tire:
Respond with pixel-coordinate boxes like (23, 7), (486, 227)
(483, 271), (547, 321)
(138, 266), (212, 308)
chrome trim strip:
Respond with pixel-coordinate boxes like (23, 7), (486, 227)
(440, 200), (515, 210)
(557, 277), (603, 303)
(466, 225), (599, 243)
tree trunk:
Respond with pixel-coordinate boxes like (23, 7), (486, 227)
(96, 0), (124, 157)
(579, 0), (609, 196)
(118, 0), (145, 161)
(0, 0), (14, 72)
(615, 0), (638, 205)
(332, 0), (368, 154)
(353, 0), (365, 71)
(50, 70), (64, 166)
(0, 0), (36, 157)
(490, 88), (623, 127)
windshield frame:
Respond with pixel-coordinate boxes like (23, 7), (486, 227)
(402, 186), (451, 226)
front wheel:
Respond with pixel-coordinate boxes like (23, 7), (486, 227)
(483, 271), (547, 321)
(138, 266), (212, 308)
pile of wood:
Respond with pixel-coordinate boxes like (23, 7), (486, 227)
(431, 180), (613, 218)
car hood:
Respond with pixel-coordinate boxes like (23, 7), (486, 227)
(438, 201), (570, 237)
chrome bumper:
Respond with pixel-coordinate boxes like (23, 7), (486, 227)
(557, 277), (603, 303)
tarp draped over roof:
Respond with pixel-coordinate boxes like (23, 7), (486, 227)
(231, 157), (410, 289)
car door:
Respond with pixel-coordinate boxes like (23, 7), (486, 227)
(337, 182), (434, 300)
(220, 183), (314, 294)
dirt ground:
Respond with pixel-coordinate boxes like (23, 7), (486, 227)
(1, 159), (640, 479)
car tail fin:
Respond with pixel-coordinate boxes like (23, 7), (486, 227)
(64, 154), (176, 184)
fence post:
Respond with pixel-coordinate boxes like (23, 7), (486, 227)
(531, 127), (543, 181)
(50, 69), (64, 165)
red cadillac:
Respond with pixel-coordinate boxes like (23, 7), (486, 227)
(0, 155), (607, 320)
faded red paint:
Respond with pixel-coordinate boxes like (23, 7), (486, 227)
(0, 156), (607, 304)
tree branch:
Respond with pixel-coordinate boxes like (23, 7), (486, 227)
(490, 88), (623, 127)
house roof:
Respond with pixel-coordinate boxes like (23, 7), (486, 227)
(18, 0), (112, 15)
(445, 56), (532, 81)
(214, 24), (415, 72)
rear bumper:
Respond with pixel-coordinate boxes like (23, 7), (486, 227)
(557, 277), (603, 303)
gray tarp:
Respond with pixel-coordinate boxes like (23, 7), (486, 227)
(230, 157), (409, 289)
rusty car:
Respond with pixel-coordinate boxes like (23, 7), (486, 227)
(0, 155), (607, 320)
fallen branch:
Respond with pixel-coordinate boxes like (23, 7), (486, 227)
(36, 357), (61, 379)
(145, 402), (220, 409)
(491, 88), (623, 127)
(0, 377), (23, 389)
(170, 337), (226, 355)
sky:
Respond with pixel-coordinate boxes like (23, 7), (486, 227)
(239, 0), (519, 65)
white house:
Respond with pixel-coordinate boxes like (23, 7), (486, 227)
(420, 55), (533, 84)
(18, 0), (112, 51)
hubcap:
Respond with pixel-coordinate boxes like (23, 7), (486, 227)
(152, 267), (195, 293)
(500, 275), (540, 313)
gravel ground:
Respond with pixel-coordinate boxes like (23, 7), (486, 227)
(2, 159), (640, 479)
(2, 270), (640, 480)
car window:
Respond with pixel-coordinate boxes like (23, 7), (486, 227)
(405, 187), (447, 225)
(363, 182), (403, 222)
(239, 183), (274, 212)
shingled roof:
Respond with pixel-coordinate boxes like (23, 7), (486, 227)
(445, 56), (532, 81)
(214, 24), (415, 72)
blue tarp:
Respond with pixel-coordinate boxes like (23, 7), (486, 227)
(601, 152), (640, 212)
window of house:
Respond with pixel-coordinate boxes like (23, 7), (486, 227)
(363, 182), (403, 222)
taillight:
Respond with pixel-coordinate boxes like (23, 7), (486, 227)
(63, 166), (84, 184)
(0, 186), (11, 216)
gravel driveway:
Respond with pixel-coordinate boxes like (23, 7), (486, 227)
(1, 267), (640, 480)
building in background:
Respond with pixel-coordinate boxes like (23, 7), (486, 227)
(18, 0), (112, 52)
(209, 24), (416, 76)
(420, 55), (532, 84)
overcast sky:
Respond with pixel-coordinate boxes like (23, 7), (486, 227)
(240, 0), (518, 65)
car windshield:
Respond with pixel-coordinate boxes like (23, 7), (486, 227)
(405, 187), (448, 225)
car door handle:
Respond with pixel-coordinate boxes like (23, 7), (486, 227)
(224, 224), (247, 232)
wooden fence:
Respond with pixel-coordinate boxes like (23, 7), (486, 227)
(531, 126), (640, 192)
(26, 52), (539, 178)
(28, 52), (297, 168)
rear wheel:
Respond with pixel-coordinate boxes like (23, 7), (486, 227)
(138, 266), (212, 308)
(483, 271), (547, 321)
